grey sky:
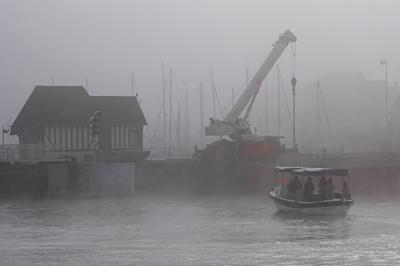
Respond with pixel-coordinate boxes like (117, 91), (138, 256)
(1, 0), (399, 145)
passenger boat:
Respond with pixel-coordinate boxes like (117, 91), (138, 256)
(269, 167), (354, 215)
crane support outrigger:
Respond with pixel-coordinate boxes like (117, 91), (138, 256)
(205, 30), (297, 141)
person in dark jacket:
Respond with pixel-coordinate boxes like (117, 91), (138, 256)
(288, 176), (302, 200)
(318, 176), (328, 200)
(303, 177), (315, 201)
(342, 180), (350, 199)
(326, 178), (335, 200)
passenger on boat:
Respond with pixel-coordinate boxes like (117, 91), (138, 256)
(326, 178), (335, 200)
(318, 176), (327, 200)
(288, 176), (302, 200)
(342, 181), (350, 199)
(303, 177), (314, 201)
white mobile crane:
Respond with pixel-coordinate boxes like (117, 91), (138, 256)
(198, 30), (297, 161)
(206, 29), (297, 140)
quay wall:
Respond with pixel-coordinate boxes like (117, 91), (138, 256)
(0, 162), (48, 197)
(1, 159), (399, 197)
(135, 159), (400, 196)
(47, 163), (135, 197)
(135, 160), (275, 194)
(0, 162), (135, 198)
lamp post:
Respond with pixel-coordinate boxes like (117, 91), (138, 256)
(2, 127), (9, 159)
(291, 75), (297, 151)
(380, 58), (388, 138)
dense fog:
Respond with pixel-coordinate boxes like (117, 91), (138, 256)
(1, 0), (400, 154)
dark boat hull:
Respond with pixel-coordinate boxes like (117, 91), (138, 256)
(269, 191), (354, 215)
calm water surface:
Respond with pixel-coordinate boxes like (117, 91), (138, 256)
(1, 194), (400, 265)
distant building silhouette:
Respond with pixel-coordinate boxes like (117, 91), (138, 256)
(297, 72), (400, 153)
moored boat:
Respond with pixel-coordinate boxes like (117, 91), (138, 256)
(269, 167), (354, 215)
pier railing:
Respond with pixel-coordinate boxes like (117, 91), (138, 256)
(300, 152), (398, 164)
(303, 152), (397, 160)
(0, 144), (64, 161)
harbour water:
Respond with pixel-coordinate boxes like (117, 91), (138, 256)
(1, 194), (400, 265)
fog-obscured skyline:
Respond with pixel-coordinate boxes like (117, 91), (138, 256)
(1, 0), (400, 149)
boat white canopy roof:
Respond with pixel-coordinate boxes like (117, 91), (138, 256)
(274, 166), (304, 173)
(275, 166), (349, 176)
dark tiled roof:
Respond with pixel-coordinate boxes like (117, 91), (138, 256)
(11, 86), (146, 134)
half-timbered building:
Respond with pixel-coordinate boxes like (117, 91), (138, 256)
(10, 86), (146, 152)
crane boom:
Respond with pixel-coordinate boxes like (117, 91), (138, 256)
(205, 30), (296, 139)
(224, 30), (296, 123)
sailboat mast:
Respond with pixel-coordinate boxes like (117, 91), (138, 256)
(131, 73), (135, 96)
(265, 80), (268, 135)
(211, 69), (216, 117)
(162, 62), (166, 155)
(200, 82), (204, 147)
(317, 82), (320, 141)
(169, 68), (173, 156)
(277, 64), (281, 136)
(186, 82), (189, 148)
